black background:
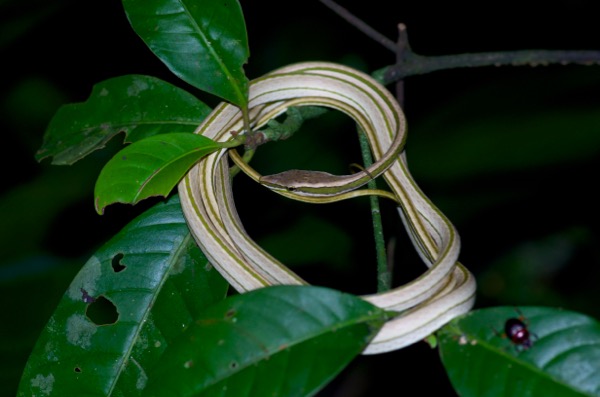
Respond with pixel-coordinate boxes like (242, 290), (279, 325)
(2, 1), (600, 395)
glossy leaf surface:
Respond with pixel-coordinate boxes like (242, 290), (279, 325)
(17, 195), (228, 397)
(36, 75), (211, 165)
(439, 306), (600, 397)
(122, 0), (249, 106)
(94, 133), (220, 214)
(145, 285), (387, 397)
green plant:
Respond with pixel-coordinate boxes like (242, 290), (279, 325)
(10, 1), (600, 396)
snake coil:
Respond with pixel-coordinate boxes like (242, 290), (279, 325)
(178, 62), (476, 354)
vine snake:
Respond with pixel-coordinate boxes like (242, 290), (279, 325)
(178, 62), (476, 354)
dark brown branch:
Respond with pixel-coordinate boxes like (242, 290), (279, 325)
(318, 0), (396, 53)
(394, 24), (407, 107)
(376, 49), (600, 85)
(317, 1), (600, 85)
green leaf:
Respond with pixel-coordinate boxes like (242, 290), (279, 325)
(36, 75), (211, 165)
(17, 195), (229, 397)
(439, 306), (600, 397)
(144, 285), (387, 397)
(94, 133), (221, 214)
(122, 0), (249, 106)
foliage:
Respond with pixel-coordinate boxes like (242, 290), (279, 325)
(439, 307), (600, 396)
(3, 0), (600, 396)
(35, 75), (213, 165)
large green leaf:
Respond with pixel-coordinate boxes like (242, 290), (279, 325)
(439, 306), (600, 397)
(122, 0), (249, 106)
(17, 195), (229, 397)
(144, 285), (387, 397)
(36, 75), (211, 165)
(94, 133), (221, 214)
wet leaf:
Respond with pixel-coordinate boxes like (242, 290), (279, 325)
(145, 285), (387, 397)
(439, 306), (600, 397)
(17, 195), (228, 397)
(94, 133), (220, 214)
(122, 0), (249, 106)
(36, 75), (211, 165)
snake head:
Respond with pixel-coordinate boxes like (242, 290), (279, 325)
(259, 170), (348, 194)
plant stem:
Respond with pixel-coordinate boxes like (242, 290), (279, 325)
(357, 129), (391, 292)
(318, 1), (600, 85)
(241, 106), (252, 136)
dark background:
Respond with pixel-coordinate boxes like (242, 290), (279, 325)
(2, 1), (600, 395)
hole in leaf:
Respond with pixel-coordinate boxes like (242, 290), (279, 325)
(111, 253), (126, 273)
(86, 295), (119, 325)
(229, 361), (238, 370)
(74, 367), (82, 373)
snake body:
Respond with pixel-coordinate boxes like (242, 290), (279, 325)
(178, 62), (476, 354)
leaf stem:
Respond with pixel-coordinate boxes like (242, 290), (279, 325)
(241, 106), (252, 136)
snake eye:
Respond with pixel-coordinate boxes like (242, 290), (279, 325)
(286, 186), (297, 192)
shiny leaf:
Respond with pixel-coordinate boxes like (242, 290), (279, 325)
(94, 133), (220, 214)
(439, 306), (600, 397)
(36, 75), (211, 165)
(122, 0), (249, 106)
(17, 195), (229, 397)
(145, 285), (387, 397)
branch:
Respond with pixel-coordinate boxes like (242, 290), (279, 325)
(318, 0), (396, 53)
(317, 1), (600, 85)
(375, 43), (600, 85)
(393, 24), (408, 107)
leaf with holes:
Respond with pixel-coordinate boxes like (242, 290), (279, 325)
(122, 0), (249, 106)
(438, 306), (600, 397)
(94, 133), (221, 214)
(17, 195), (229, 397)
(36, 75), (211, 165)
(143, 285), (387, 397)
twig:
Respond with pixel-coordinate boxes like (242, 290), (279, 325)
(314, 1), (600, 291)
(318, 0), (396, 53)
(394, 24), (408, 107)
(317, 1), (600, 85)
(376, 49), (600, 85)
